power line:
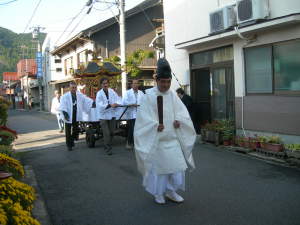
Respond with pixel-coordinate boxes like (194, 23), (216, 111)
(93, 3), (115, 11)
(54, 4), (87, 46)
(22, 0), (42, 33)
(0, 0), (17, 6)
(66, 10), (89, 40)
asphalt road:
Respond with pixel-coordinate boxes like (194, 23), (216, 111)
(9, 110), (300, 225)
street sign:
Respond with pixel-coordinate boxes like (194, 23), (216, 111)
(36, 52), (43, 78)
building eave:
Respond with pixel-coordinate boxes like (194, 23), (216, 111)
(82, 0), (161, 37)
(51, 32), (86, 55)
(175, 13), (300, 49)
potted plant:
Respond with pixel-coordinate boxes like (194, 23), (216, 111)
(212, 119), (234, 146)
(249, 135), (260, 150)
(222, 128), (234, 146)
(284, 144), (300, 159)
(235, 136), (244, 147)
(201, 121), (220, 144)
(260, 136), (284, 152)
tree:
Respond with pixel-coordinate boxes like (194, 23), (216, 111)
(105, 49), (154, 77)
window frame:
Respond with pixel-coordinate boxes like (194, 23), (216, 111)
(244, 38), (300, 97)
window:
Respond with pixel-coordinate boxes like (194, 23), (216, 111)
(245, 39), (300, 95)
(54, 59), (61, 63)
(77, 50), (88, 69)
(245, 46), (272, 94)
(274, 40), (300, 94)
(191, 46), (233, 68)
(64, 57), (73, 75)
(56, 68), (62, 72)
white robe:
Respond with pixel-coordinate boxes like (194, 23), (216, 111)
(96, 88), (121, 120)
(58, 91), (94, 123)
(51, 97), (60, 115)
(134, 87), (196, 176)
(122, 89), (144, 120)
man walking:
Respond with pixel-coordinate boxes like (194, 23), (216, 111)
(134, 58), (196, 205)
(59, 82), (94, 151)
(176, 88), (193, 118)
(122, 79), (144, 149)
(51, 90), (64, 133)
(96, 78), (120, 155)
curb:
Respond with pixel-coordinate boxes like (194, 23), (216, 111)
(24, 165), (52, 225)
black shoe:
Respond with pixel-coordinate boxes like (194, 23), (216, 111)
(104, 146), (112, 155)
(67, 146), (73, 151)
(106, 149), (112, 155)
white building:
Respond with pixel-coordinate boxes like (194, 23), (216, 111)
(164, 0), (300, 142)
(42, 33), (94, 111)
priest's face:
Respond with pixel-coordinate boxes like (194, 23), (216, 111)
(156, 78), (171, 93)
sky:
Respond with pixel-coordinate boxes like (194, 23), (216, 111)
(0, 0), (144, 43)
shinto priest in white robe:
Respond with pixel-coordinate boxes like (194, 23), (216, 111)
(134, 86), (196, 195)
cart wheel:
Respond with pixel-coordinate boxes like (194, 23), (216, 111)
(86, 132), (95, 148)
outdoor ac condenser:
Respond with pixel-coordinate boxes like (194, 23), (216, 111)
(237, 0), (269, 25)
(209, 5), (236, 34)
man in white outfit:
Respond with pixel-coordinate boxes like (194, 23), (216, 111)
(134, 58), (196, 205)
(96, 78), (120, 155)
(59, 82), (94, 151)
(122, 79), (144, 149)
(51, 90), (64, 133)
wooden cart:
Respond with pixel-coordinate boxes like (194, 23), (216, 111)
(74, 60), (128, 148)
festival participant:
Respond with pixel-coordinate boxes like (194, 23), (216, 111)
(51, 90), (64, 133)
(134, 58), (196, 205)
(59, 82), (94, 151)
(122, 79), (144, 149)
(96, 78), (120, 155)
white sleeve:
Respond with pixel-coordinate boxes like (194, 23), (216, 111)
(82, 94), (93, 112)
(58, 96), (67, 112)
(96, 91), (107, 112)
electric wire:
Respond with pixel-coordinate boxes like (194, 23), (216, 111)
(0, 0), (17, 6)
(93, 3), (115, 11)
(66, 10), (89, 40)
(54, 4), (87, 46)
(22, 0), (42, 33)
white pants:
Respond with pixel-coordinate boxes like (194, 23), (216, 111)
(56, 114), (64, 130)
(143, 169), (185, 196)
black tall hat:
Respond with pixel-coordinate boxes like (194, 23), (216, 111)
(156, 58), (172, 79)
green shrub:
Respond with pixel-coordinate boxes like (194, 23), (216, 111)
(0, 145), (14, 157)
(0, 97), (11, 126)
(0, 131), (16, 146)
(284, 144), (300, 151)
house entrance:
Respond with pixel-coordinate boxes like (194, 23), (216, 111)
(190, 46), (235, 131)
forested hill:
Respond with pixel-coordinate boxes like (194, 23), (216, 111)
(0, 27), (46, 81)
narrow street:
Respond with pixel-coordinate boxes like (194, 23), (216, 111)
(9, 110), (300, 225)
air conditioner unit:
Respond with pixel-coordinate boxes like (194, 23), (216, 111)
(209, 5), (236, 34)
(237, 0), (269, 25)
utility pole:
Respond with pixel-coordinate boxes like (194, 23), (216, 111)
(119, 0), (126, 95)
(31, 25), (45, 111)
(86, 0), (126, 94)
